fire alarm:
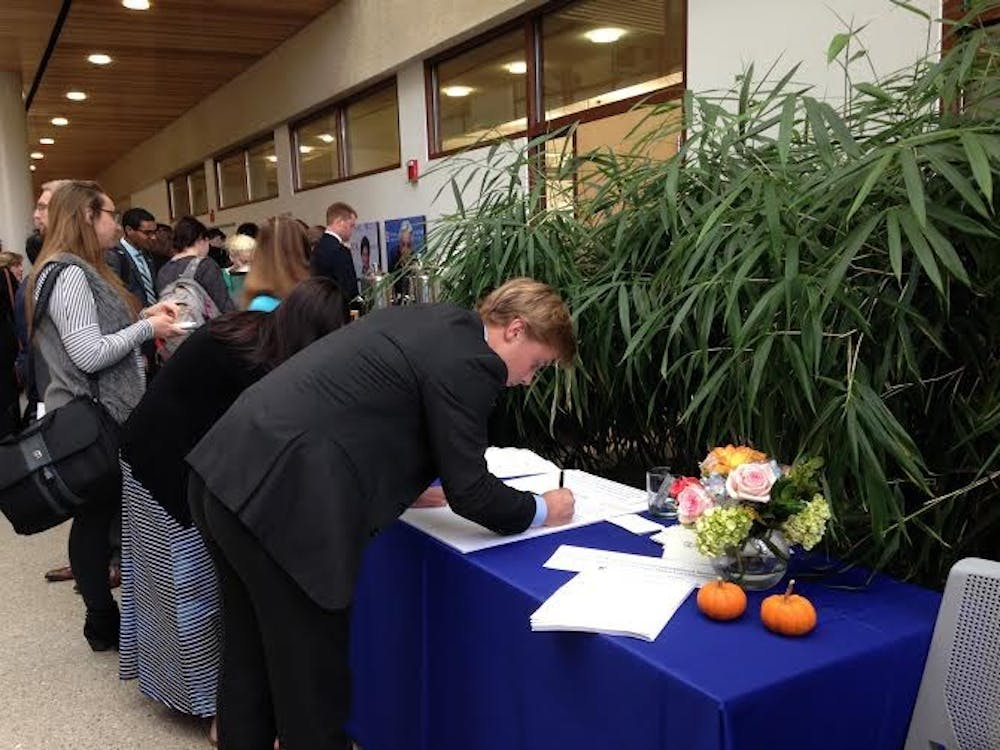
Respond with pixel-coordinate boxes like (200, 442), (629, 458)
(209, 209), (216, 222)
(406, 159), (419, 183)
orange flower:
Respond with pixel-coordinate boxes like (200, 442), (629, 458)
(700, 444), (767, 477)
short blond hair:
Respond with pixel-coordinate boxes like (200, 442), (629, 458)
(477, 277), (576, 365)
(225, 233), (256, 267)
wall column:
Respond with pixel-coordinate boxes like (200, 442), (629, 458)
(0, 72), (33, 258)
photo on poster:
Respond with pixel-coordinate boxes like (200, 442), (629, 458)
(351, 221), (382, 277)
(384, 215), (426, 274)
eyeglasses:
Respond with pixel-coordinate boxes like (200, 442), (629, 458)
(98, 207), (121, 224)
(136, 229), (157, 238)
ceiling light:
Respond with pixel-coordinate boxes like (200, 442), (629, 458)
(88, 53), (112, 65)
(66, 91), (88, 101)
(51, 117), (69, 126)
(122, 0), (151, 9)
(265, 155), (278, 163)
(39, 137), (55, 145)
(584, 27), (626, 44)
(504, 61), (527, 75)
(317, 133), (335, 143)
(30, 164), (37, 172)
(442, 85), (474, 98)
(299, 145), (314, 154)
(30, 152), (44, 160)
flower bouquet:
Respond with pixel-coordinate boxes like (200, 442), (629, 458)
(667, 445), (832, 589)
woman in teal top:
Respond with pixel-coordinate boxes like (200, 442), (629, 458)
(241, 217), (310, 312)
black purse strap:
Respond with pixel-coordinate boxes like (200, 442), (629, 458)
(30, 262), (101, 401)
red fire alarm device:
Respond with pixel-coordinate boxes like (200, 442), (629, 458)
(209, 209), (216, 222)
(406, 159), (419, 183)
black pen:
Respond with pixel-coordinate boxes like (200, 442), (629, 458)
(558, 470), (564, 489)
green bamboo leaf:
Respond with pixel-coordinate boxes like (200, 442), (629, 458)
(924, 149), (992, 219)
(889, 0), (931, 20)
(846, 152), (893, 223)
(899, 148), (926, 228)
(826, 32), (851, 63)
(821, 214), (880, 304)
(886, 209), (903, 283)
(804, 99), (832, 161)
(960, 133), (994, 207)
(923, 220), (970, 285)
(782, 335), (816, 413)
(617, 285), (631, 339)
(898, 209), (943, 292)
(853, 82), (894, 103)
(821, 102), (861, 158)
(778, 95), (797, 166)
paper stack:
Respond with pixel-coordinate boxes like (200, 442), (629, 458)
(530, 566), (694, 642)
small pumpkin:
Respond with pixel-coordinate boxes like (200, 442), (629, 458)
(760, 579), (817, 636)
(696, 578), (747, 621)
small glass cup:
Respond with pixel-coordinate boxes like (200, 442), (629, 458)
(647, 466), (677, 519)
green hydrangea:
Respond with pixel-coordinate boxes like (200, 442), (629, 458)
(781, 495), (832, 550)
(694, 505), (755, 557)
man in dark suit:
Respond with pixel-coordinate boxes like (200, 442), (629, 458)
(188, 278), (577, 749)
(106, 207), (159, 309)
(310, 201), (359, 317)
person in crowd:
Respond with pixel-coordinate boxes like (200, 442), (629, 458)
(242, 216), (311, 312)
(118, 278), (345, 739)
(187, 277), (577, 748)
(152, 223), (174, 276)
(157, 216), (236, 316)
(27, 180), (181, 651)
(207, 227), (231, 269)
(223, 233), (255, 308)
(107, 208), (159, 310)
(311, 202), (358, 318)
(14, 233), (43, 397)
(306, 224), (325, 256)
(236, 222), (259, 240)
(0, 252), (21, 436)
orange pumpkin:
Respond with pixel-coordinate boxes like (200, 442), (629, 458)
(760, 579), (817, 636)
(696, 578), (747, 621)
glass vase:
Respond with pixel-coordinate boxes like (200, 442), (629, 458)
(711, 532), (789, 590)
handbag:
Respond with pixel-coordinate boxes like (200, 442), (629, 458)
(0, 263), (121, 535)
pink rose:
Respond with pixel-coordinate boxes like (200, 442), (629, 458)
(725, 461), (778, 503)
(677, 483), (714, 525)
(668, 476), (701, 497)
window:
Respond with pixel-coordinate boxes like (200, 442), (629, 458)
(292, 80), (400, 191)
(427, 0), (684, 156)
(167, 165), (208, 219)
(215, 136), (279, 208)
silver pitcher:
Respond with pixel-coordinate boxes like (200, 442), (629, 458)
(368, 270), (393, 310)
(411, 270), (441, 305)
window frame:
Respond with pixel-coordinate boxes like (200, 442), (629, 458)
(290, 77), (402, 193)
(213, 133), (279, 210)
(166, 164), (208, 220)
(425, 0), (688, 160)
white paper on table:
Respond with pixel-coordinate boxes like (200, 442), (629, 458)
(606, 514), (666, 535)
(542, 544), (711, 584)
(402, 473), (614, 554)
(485, 446), (560, 479)
(530, 566), (694, 641)
(561, 470), (647, 516)
(651, 525), (718, 579)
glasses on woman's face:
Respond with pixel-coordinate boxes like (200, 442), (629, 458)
(98, 207), (121, 224)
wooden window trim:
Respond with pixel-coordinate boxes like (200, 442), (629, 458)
(292, 162), (402, 195)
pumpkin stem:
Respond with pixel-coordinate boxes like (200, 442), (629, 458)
(783, 579), (796, 598)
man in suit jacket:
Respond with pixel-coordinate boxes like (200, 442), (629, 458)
(310, 201), (359, 317)
(187, 277), (576, 749)
(106, 207), (159, 309)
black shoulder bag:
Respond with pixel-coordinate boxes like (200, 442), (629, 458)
(0, 263), (122, 534)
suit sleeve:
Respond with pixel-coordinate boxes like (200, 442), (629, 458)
(310, 242), (336, 280)
(421, 353), (535, 534)
(333, 248), (359, 302)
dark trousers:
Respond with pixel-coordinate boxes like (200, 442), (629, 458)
(70, 487), (119, 641)
(189, 476), (352, 750)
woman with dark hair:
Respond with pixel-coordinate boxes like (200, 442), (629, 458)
(156, 216), (236, 315)
(118, 277), (344, 734)
(27, 180), (181, 650)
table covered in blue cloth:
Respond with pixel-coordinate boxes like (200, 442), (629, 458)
(346, 519), (939, 750)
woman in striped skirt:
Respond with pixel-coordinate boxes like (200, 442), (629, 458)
(118, 278), (345, 726)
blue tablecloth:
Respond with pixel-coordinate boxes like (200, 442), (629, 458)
(347, 520), (939, 750)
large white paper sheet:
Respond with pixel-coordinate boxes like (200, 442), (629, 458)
(485, 447), (560, 479)
(400, 472), (647, 554)
(543, 544), (713, 584)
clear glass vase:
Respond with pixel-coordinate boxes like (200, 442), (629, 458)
(711, 532), (789, 590)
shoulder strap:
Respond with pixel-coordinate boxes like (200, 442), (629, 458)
(31, 261), (100, 399)
(180, 256), (204, 281)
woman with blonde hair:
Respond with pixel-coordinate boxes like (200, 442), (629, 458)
(223, 233), (256, 307)
(242, 216), (310, 312)
(28, 180), (181, 651)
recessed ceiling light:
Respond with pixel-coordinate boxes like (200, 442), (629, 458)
(317, 134), (335, 144)
(51, 117), (69, 126)
(266, 155), (278, 163)
(122, 0), (151, 9)
(66, 91), (88, 101)
(30, 164), (37, 172)
(30, 152), (44, 159)
(504, 61), (527, 75)
(299, 145), (314, 154)
(442, 85), (474, 98)
(39, 137), (55, 145)
(88, 53), (113, 65)
(584, 27), (626, 44)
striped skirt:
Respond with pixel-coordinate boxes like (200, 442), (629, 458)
(119, 458), (221, 717)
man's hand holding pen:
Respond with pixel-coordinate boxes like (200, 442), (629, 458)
(542, 469), (574, 526)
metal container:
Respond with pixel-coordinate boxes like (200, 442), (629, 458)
(412, 270), (441, 305)
(368, 271), (393, 310)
